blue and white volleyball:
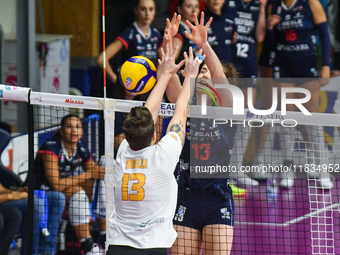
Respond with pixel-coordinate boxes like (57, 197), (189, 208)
(119, 56), (157, 95)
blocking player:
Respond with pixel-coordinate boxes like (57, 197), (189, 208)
(267, 0), (332, 188)
(106, 43), (202, 254)
(165, 12), (236, 255)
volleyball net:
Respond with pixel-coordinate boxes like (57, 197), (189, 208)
(1, 84), (340, 254)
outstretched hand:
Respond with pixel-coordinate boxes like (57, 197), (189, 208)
(185, 12), (213, 48)
(180, 47), (204, 79)
(166, 13), (182, 38)
(163, 13), (182, 57)
(158, 42), (185, 78)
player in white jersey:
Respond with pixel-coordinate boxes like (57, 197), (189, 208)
(107, 42), (203, 255)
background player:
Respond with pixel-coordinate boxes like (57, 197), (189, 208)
(230, 0), (267, 186)
(251, 0), (278, 179)
(202, 0), (237, 64)
(107, 43), (202, 254)
(165, 12), (235, 255)
(97, 0), (162, 89)
(267, 0), (332, 188)
(172, 0), (200, 61)
(35, 114), (106, 254)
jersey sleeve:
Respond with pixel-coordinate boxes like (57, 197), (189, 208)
(116, 139), (129, 158)
(175, 25), (185, 43)
(117, 26), (133, 50)
(37, 140), (59, 160)
(156, 132), (182, 171)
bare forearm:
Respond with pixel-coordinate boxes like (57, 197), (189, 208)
(166, 74), (182, 103)
(175, 77), (191, 118)
(0, 186), (12, 193)
(145, 73), (172, 123)
(201, 41), (226, 79)
(53, 171), (91, 192)
(256, 5), (266, 42)
(0, 193), (15, 203)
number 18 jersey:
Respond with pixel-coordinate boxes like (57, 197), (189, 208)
(108, 132), (182, 249)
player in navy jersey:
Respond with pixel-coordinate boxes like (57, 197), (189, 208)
(172, 0), (200, 62)
(252, 0), (279, 180)
(97, 0), (163, 86)
(232, 0), (267, 78)
(267, 0), (332, 188)
(165, 12), (236, 254)
(229, 0), (267, 186)
(35, 114), (106, 254)
(203, 0), (237, 64)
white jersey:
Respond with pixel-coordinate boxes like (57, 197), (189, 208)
(108, 132), (182, 249)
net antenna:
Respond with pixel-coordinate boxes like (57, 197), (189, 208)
(102, 0), (107, 99)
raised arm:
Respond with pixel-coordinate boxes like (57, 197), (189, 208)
(185, 12), (233, 107)
(97, 40), (124, 83)
(163, 13), (182, 55)
(167, 47), (202, 146)
(310, 0), (330, 79)
(185, 12), (225, 79)
(145, 43), (185, 123)
(162, 13), (184, 103)
(256, 0), (267, 43)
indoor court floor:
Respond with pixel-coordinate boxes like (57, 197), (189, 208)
(233, 178), (340, 255)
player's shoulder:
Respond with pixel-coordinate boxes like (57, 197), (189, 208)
(151, 27), (162, 38)
(251, 0), (261, 8)
(223, 0), (238, 13)
(42, 134), (60, 149)
(116, 139), (129, 157)
(125, 23), (136, 31)
(151, 26), (160, 33)
(158, 132), (182, 148)
(38, 135), (61, 158)
(119, 23), (137, 37)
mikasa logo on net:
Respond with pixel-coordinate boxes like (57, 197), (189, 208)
(200, 84), (311, 128)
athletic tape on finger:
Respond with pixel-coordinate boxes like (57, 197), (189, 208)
(195, 56), (203, 64)
(196, 53), (205, 61)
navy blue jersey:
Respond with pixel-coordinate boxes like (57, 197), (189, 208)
(117, 22), (163, 65)
(35, 134), (91, 190)
(175, 21), (197, 63)
(175, 118), (237, 190)
(232, 0), (261, 77)
(272, 0), (317, 61)
(203, 1), (237, 63)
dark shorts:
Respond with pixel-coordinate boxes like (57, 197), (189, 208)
(107, 245), (167, 255)
(173, 185), (235, 231)
(273, 56), (318, 86)
(258, 49), (275, 68)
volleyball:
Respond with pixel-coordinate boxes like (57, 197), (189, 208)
(119, 56), (157, 95)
